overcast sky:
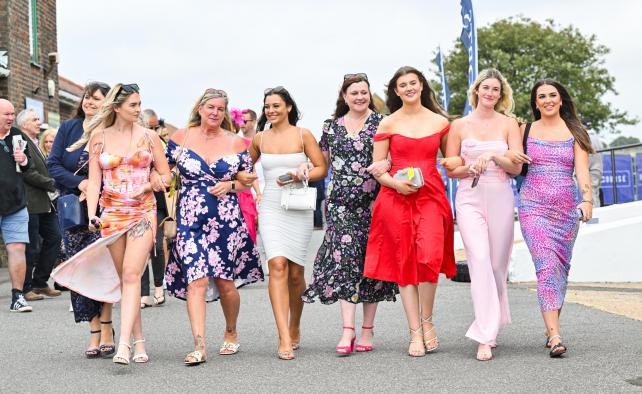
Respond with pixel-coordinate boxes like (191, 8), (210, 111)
(57, 0), (641, 141)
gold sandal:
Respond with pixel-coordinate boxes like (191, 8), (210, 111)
(408, 326), (426, 357)
(421, 315), (439, 352)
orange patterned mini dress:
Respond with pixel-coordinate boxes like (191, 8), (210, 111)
(51, 131), (157, 303)
(98, 133), (156, 237)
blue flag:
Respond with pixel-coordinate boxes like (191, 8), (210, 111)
(460, 0), (478, 115)
(435, 46), (450, 111)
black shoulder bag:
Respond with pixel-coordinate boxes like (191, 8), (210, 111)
(519, 123), (532, 177)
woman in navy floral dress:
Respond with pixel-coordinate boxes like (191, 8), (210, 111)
(163, 89), (263, 365)
(302, 75), (397, 355)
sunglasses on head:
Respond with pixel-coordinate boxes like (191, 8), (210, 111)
(115, 83), (139, 97)
(264, 86), (287, 95)
(344, 73), (368, 81)
(95, 82), (110, 90)
(204, 88), (228, 98)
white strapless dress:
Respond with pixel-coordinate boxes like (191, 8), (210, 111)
(258, 152), (312, 266)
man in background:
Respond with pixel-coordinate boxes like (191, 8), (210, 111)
(583, 117), (605, 207)
(141, 109), (169, 141)
(0, 99), (33, 312)
(16, 109), (62, 301)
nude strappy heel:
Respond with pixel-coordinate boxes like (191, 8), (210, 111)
(132, 338), (149, 363)
(421, 315), (439, 352)
(408, 326), (426, 357)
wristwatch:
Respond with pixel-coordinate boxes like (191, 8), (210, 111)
(230, 181), (235, 192)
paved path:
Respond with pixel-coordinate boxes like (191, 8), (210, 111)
(1, 230), (641, 393)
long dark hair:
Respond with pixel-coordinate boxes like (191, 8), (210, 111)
(75, 81), (111, 119)
(385, 66), (446, 115)
(257, 87), (301, 130)
(332, 75), (377, 119)
(530, 79), (593, 153)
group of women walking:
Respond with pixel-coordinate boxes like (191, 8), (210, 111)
(47, 64), (593, 366)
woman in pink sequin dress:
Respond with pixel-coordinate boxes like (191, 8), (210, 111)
(507, 79), (594, 358)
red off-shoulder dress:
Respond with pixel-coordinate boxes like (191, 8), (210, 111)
(363, 126), (456, 286)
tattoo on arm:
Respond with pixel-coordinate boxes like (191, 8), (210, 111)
(582, 183), (590, 195)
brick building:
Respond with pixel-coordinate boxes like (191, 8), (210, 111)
(0, 0), (61, 127)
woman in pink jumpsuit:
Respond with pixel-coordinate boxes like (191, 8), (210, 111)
(442, 69), (523, 361)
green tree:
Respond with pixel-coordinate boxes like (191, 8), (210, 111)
(609, 136), (641, 147)
(434, 16), (637, 133)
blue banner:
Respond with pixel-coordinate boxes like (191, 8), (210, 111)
(637, 153), (642, 201)
(460, 0), (478, 115)
(601, 154), (634, 204)
(435, 46), (450, 111)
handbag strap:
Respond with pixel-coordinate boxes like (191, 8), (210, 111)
(166, 127), (191, 219)
(523, 123), (531, 155)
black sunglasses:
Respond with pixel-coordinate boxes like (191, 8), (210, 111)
(115, 83), (139, 97)
(203, 88), (228, 98)
(95, 82), (110, 90)
(264, 86), (287, 95)
(344, 73), (368, 81)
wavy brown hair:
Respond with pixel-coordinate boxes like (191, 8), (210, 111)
(385, 66), (446, 115)
(332, 75), (377, 120)
(530, 79), (593, 153)
(75, 81), (110, 119)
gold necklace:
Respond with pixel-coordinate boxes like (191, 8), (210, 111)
(345, 111), (369, 136)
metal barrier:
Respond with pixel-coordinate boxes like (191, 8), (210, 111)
(597, 143), (642, 205)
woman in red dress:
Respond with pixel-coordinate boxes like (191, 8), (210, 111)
(364, 66), (456, 357)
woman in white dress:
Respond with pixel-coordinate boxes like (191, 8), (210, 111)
(248, 86), (327, 360)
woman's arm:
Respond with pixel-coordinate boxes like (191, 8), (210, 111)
(371, 118), (416, 195)
(47, 121), (85, 190)
(149, 131), (172, 186)
(504, 123), (531, 166)
(86, 133), (103, 229)
(299, 129), (327, 182)
(480, 117), (523, 175)
(575, 143), (593, 222)
(442, 119), (470, 179)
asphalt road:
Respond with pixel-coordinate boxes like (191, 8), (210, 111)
(1, 230), (641, 393)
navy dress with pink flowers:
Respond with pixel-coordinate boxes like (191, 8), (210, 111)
(165, 139), (263, 302)
(302, 113), (397, 304)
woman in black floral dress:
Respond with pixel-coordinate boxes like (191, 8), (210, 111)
(302, 74), (397, 355)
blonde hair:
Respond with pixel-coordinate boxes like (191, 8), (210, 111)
(67, 83), (137, 151)
(187, 89), (232, 130)
(39, 128), (57, 156)
(468, 68), (515, 117)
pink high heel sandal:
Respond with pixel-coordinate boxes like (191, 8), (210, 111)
(335, 326), (355, 356)
(355, 326), (374, 352)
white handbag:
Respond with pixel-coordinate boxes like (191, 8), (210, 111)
(280, 180), (317, 211)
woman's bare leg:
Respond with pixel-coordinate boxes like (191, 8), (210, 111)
(186, 277), (208, 361)
(268, 257), (292, 354)
(287, 261), (306, 347)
